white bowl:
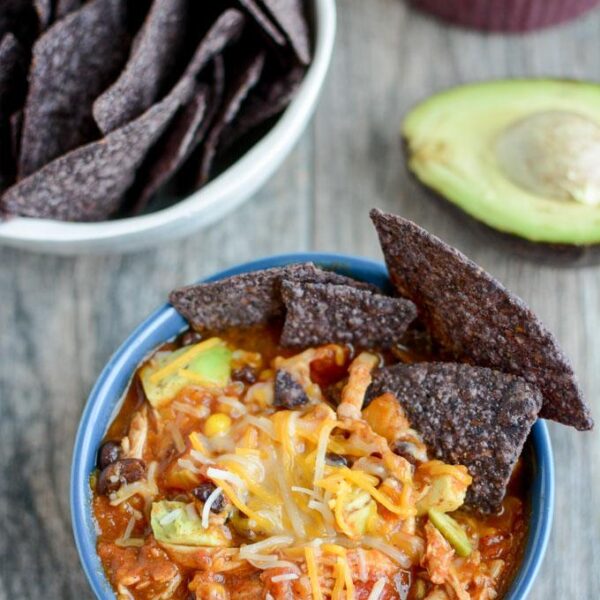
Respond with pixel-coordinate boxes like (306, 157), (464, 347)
(0, 0), (336, 255)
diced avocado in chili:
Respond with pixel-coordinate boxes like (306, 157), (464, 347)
(151, 501), (231, 547)
(416, 474), (468, 516)
(428, 508), (472, 557)
(188, 345), (232, 386)
(140, 340), (232, 407)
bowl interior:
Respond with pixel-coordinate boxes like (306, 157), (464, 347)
(70, 253), (554, 600)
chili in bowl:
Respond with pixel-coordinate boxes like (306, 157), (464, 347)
(71, 211), (571, 599)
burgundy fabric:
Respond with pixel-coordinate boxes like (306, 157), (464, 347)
(409, 0), (600, 32)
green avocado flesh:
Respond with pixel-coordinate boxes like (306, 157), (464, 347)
(140, 342), (232, 407)
(151, 501), (230, 546)
(403, 80), (600, 245)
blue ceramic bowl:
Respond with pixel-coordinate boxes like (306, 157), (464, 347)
(70, 253), (555, 600)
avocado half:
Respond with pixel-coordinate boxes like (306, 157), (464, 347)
(403, 80), (600, 264)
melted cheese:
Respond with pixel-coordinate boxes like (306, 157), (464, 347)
(304, 546), (323, 600)
(149, 337), (222, 384)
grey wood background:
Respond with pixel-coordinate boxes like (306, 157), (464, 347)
(1, 1), (599, 598)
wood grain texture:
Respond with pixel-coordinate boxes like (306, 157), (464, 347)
(1, 1), (599, 597)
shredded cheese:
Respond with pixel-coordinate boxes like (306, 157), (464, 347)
(319, 468), (415, 518)
(367, 578), (387, 600)
(207, 467), (244, 489)
(190, 449), (215, 465)
(341, 556), (355, 600)
(177, 368), (219, 388)
(218, 396), (247, 417)
(362, 536), (411, 569)
(215, 480), (271, 530)
(419, 460), (473, 486)
(149, 337), (222, 383)
(177, 458), (201, 474)
(291, 486), (317, 497)
(166, 422), (186, 453)
(202, 486), (223, 528)
(275, 451), (306, 538)
(270, 573), (299, 583)
(331, 557), (346, 600)
(159, 507), (182, 526)
(304, 546), (323, 600)
(245, 414), (275, 438)
(172, 401), (210, 419)
(189, 431), (209, 454)
(240, 536), (294, 558)
(313, 420), (339, 490)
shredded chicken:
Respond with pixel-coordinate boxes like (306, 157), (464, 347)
(424, 590), (450, 600)
(261, 565), (310, 600)
(423, 522), (454, 585)
(338, 352), (379, 420)
(422, 523), (471, 600)
(99, 539), (182, 599)
(122, 406), (148, 460)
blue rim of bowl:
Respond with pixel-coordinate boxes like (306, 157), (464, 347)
(70, 252), (554, 600)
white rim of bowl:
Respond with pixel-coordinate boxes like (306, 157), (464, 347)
(0, 0), (336, 250)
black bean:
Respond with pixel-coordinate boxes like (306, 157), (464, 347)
(97, 440), (121, 470)
(392, 441), (418, 465)
(231, 366), (257, 385)
(274, 370), (309, 409)
(325, 452), (348, 467)
(192, 482), (226, 513)
(180, 330), (203, 347)
(97, 458), (146, 495)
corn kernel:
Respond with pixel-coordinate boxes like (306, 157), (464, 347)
(204, 413), (231, 437)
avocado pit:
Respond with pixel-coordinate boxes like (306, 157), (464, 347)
(495, 111), (600, 206)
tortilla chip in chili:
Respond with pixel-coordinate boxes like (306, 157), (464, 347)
(280, 281), (416, 349)
(368, 362), (542, 513)
(370, 208), (592, 431)
(169, 263), (379, 332)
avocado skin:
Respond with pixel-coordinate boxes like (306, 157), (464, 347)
(402, 139), (600, 268)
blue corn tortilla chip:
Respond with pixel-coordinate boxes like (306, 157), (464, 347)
(93, 0), (189, 135)
(9, 110), (22, 165)
(259, 0), (311, 65)
(1, 82), (187, 220)
(34, 0), (53, 30)
(0, 34), (26, 120)
(367, 362), (543, 513)
(280, 281), (417, 349)
(197, 49), (266, 186)
(131, 85), (210, 214)
(370, 208), (592, 431)
(0, 19), (239, 222)
(237, 0), (287, 47)
(169, 263), (380, 332)
(55, 0), (83, 20)
(0, 34), (26, 191)
(18, 0), (131, 178)
(130, 9), (242, 212)
(0, 1), (39, 47)
(222, 64), (305, 151)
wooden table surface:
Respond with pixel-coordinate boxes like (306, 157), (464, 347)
(1, 1), (599, 598)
